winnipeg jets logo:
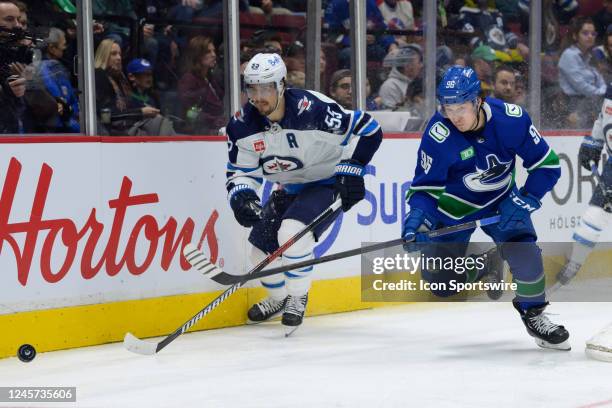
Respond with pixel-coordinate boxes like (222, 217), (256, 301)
(463, 154), (512, 192)
(233, 108), (245, 122)
(261, 156), (304, 174)
(297, 96), (313, 115)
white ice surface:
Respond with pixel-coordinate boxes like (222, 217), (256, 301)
(2, 302), (612, 408)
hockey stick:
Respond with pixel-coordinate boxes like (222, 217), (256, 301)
(187, 215), (502, 286)
(123, 198), (343, 355)
(550, 163), (604, 293)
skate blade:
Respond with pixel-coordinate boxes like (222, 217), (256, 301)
(284, 326), (300, 337)
(534, 338), (571, 351)
(246, 314), (282, 325)
(585, 343), (612, 362)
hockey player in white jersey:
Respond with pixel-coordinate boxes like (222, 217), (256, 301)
(558, 87), (612, 361)
(225, 53), (383, 328)
(558, 88), (612, 284)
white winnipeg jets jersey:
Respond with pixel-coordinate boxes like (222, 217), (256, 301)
(225, 88), (382, 195)
(591, 86), (612, 157)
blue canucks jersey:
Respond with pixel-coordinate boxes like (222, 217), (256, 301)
(408, 97), (561, 223)
(225, 88), (382, 197)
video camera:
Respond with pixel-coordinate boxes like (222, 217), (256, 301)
(0, 26), (45, 82)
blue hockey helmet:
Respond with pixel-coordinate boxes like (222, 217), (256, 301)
(437, 65), (481, 106)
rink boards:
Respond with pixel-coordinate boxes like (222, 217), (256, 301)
(0, 132), (606, 358)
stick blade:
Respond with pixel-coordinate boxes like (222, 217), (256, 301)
(123, 332), (158, 355)
(182, 243), (223, 277)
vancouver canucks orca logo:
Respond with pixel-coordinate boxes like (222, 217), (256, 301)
(261, 155), (304, 174)
(463, 154), (512, 192)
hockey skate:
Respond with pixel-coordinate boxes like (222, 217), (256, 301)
(247, 296), (287, 324)
(481, 246), (506, 300)
(585, 324), (612, 362)
(513, 300), (570, 350)
(282, 293), (308, 337)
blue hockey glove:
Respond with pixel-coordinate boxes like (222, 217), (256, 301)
(334, 160), (365, 212)
(401, 208), (432, 251)
(498, 189), (541, 231)
(578, 136), (604, 171)
(229, 186), (262, 227)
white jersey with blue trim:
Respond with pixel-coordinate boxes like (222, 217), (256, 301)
(225, 88), (382, 196)
(590, 85), (612, 157)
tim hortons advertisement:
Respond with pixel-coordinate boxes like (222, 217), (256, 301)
(0, 135), (606, 313)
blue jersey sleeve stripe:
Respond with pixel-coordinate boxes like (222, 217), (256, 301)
(341, 110), (362, 146)
(359, 121), (379, 136)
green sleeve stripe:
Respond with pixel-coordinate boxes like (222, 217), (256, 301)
(527, 148), (560, 173)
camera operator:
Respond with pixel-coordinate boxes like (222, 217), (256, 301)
(38, 27), (80, 132)
(0, 0), (57, 134)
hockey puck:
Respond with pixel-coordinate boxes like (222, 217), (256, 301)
(17, 344), (36, 362)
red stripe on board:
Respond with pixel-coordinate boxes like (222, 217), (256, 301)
(0, 130), (589, 143)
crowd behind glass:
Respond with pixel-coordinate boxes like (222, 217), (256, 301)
(1, 0), (611, 135)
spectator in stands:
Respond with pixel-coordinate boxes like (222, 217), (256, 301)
(38, 27), (80, 132)
(0, 0), (36, 133)
(12, 0), (26, 29)
(519, 0), (577, 25)
(329, 69), (352, 109)
(324, 0), (398, 69)
(492, 65), (516, 103)
(250, 0), (292, 22)
(558, 16), (606, 128)
(379, 44), (422, 110)
(93, 0), (137, 48)
(593, 25), (612, 83)
(377, 0), (415, 47)
(469, 44), (497, 97)
(286, 70), (305, 88)
(593, 0), (612, 38)
(178, 35), (225, 134)
(457, 0), (529, 60)
(126, 58), (161, 110)
(94, 39), (161, 135)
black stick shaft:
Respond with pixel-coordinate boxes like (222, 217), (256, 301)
(153, 199), (343, 353)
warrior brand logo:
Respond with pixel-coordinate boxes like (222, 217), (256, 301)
(253, 140), (266, 152)
(297, 96), (313, 116)
(261, 155), (304, 174)
(181, 283), (241, 333)
(251, 63), (259, 70)
(463, 154), (512, 192)
(429, 122), (450, 143)
(504, 103), (522, 117)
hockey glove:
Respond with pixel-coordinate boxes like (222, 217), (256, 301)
(334, 160), (365, 212)
(498, 189), (541, 231)
(401, 208), (433, 252)
(578, 136), (604, 171)
(229, 187), (263, 227)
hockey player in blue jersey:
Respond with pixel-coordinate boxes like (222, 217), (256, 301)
(401, 65), (570, 350)
(225, 53), (382, 329)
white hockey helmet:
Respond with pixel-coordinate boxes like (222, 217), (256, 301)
(243, 53), (287, 90)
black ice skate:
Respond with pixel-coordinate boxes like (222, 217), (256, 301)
(282, 293), (308, 327)
(513, 300), (570, 351)
(247, 296), (287, 324)
(481, 246), (506, 300)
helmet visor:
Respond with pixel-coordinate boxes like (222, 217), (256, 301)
(439, 100), (478, 119)
(245, 82), (277, 99)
